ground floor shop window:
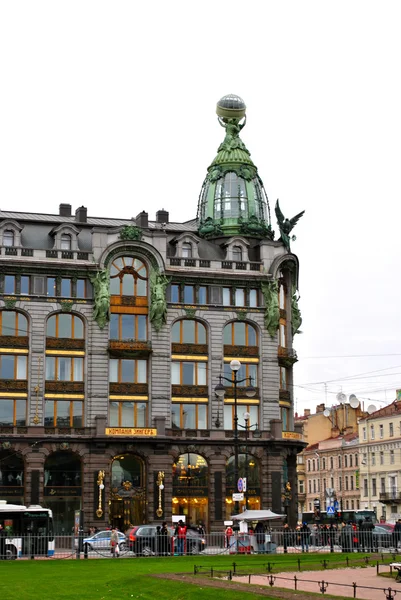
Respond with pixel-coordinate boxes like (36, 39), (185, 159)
(172, 453), (208, 529)
(0, 450), (24, 505)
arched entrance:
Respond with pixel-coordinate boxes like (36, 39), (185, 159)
(0, 450), (24, 505)
(172, 453), (208, 529)
(226, 454), (260, 519)
(43, 451), (82, 534)
(109, 454), (145, 531)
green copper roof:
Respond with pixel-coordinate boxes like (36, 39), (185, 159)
(196, 95), (272, 240)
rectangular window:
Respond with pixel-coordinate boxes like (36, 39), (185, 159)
(20, 276), (30, 295)
(280, 367), (287, 390)
(344, 455), (348, 468)
(390, 449), (395, 464)
(379, 424), (384, 438)
(350, 475), (354, 490)
(363, 479), (368, 497)
(222, 287), (231, 306)
(109, 401), (147, 428)
(372, 479), (377, 496)
(61, 278), (72, 297)
(223, 404), (258, 430)
(198, 286), (207, 304)
(339, 476), (342, 491)
(169, 284), (180, 303)
(381, 477), (385, 494)
(47, 277), (56, 296)
(371, 452), (375, 466)
(299, 480), (304, 494)
(110, 314), (147, 341)
(279, 322), (286, 348)
(209, 286), (222, 305)
(76, 279), (92, 298)
(345, 476), (349, 491)
(171, 403), (207, 429)
(355, 453), (358, 467)
(44, 399), (83, 428)
(370, 425), (375, 440)
(389, 422), (394, 437)
(4, 275), (16, 294)
(249, 289), (258, 307)
(362, 427), (366, 441)
(380, 451), (384, 465)
(308, 480), (312, 494)
(0, 398), (26, 426)
(171, 361), (206, 385)
(234, 289), (245, 307)
(349, 454), (353, 467)
(0, 355), (27, 379)
(183, 285), (194, 304)
(45, 357), (83, 381)
(109, 359), (147, 383)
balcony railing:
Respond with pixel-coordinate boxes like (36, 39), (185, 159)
(379, 492), (401, 502)
(168, 257), (262, 272)
(0, 246), (93, 261)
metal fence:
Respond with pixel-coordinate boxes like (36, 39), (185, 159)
(1, 528), (401, 559)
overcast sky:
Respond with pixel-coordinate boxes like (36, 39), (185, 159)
(1, 1), (400, 415)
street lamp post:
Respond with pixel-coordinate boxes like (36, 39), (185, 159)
(214, 359), (256, 515)
(241, 411), (258, 510)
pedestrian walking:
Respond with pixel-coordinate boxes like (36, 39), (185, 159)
(110, 528), (119, 557)
(174, 519), (187, 555)
(300, 522), (310, 553)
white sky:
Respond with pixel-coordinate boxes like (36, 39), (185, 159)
(1, 1), (401, 414)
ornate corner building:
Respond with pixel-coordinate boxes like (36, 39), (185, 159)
(0, 95), (305, 532)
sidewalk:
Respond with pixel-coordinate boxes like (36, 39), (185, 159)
(234, 566), (401, 599)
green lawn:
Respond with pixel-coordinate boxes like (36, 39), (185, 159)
(0, 553), (396, 600)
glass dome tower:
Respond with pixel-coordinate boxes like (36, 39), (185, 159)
(197, 95), (273, 239)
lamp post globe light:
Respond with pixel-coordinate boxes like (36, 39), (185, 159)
(214, 359), (256, 515)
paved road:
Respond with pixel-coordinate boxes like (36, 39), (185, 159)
(234, 566), (401, 599)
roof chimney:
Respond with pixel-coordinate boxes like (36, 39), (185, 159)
(75, 206), (87, 223)
(304, 409), (311, 417)
(59, 203), (72, 217)
(316, 403), (325, 413)
(156, 209), (169, 224)
(136, 211), (148, 228)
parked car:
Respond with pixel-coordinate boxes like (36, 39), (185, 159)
(75, 530), (126, 552)
(127, 525), (206, 556)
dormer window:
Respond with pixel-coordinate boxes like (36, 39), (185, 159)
(60, 234), (72, 250)
(182, 243), (192, 258)
(232, 246), (242, 261)
(3, 230), (15, 247)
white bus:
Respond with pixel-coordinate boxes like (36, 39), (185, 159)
(0, 500), (54, 558)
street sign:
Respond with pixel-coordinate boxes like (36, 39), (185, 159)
(327, 506), (335, 515)
(232, 493), (244, 501)
(243, 477), (247, 492)
(334, 500), (339, 510)
(237, 478), (244, 492)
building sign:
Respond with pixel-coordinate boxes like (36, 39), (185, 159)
(282, 431), (302, 440)
(44, 487), (82, 497)
(105, 427), (157, 436)
(0, 487), (23, 497)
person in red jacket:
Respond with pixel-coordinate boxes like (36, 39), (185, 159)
(225, 525), (233, 548)
(175, 520), (187, 555)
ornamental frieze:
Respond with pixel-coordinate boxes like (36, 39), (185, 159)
(45, 381), (84, 393)
(46, 338), (85, 350)
(108, 340), (152, 357)
(0, 335), (29, 348)
(224, 386), (260, 398)
(109, 382), (148, 395)
(171, 385), (208, 397)
(0, 380), (27, 391)
(223, 345), (259, 357)
(171, 343), (208, 355)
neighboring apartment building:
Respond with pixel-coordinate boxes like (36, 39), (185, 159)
(296, 402), (364, 519)
(358, 399), (401, 522)
(0, 95), (305, 533)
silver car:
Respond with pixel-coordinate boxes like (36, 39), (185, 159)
(75, 530), (126, 551)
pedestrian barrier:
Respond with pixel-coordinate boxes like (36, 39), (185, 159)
(1, 528), (401, 560)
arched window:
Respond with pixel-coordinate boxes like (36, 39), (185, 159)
(307, 460), (311, 472)
(226, 454), (260, 515)
(232, 246), (242, 261)
(60, 234), (71, 250)
(172, 320), (206, 344)
(0, 311), (28, 336)
(3, 230), (14, 247)
(224, 321), (257, 346)
(46, 314), (84, 339)
(173, 453), (208, 528)
(182, 243), (192, 258)
(109, 257), (147, 296)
